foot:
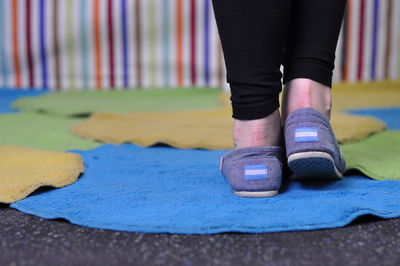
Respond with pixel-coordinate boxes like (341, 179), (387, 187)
(220, 109), (283, 197)
(282, 78), (345, 180)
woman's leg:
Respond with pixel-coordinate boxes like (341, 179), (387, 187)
(281, 0), (348, 180)
(211, 0), (291, 147)
(281, 0), (347, 121)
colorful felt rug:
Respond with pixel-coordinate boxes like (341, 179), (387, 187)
(10, 144), (400, 234)
(12, 88), (222, 116)
(8, 90), (400, 233)
(0, 146), (84, 203)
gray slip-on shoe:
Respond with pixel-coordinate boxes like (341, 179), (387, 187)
(220, 146), (284, 197)
(284, 107), (346, 180)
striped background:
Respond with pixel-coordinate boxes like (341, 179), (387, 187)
(0, 0), (399, 92)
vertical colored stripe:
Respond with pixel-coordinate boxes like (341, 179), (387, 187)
(0, 0), (8, 87)
(135, 0), (142, 88)
(80, 0), (89, 89)
(26, 0), (34, 88)
(371, 0), (379, 80)
(357, 0), (365, 81)
(333, 18), (343, 82)
(12, 0), (21, 88)
(344, 0), (352, 81)
(217, 41), (223, 88)
(94, 0), (101, 90)
(149, 0), (156, 87)
(121, 0), (128, 88)
(67, 0), (75, 89)
(361, 0), (373, 81)
(190, 0), (196, 85)
(204, 0), (210, 86)
(53, 0), (61, 91)
(162, 0), (170, 87)
(40, 0), (48, 89)
(176, 0), (183, 86)
(341, 6), (347, 80)
(384, 0), (392, 79)
(389, 0), (399, 80)
(108, 0), (115, 88)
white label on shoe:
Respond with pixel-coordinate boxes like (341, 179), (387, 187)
(244, 164), (268, 180)
(295, 127), (318, 142)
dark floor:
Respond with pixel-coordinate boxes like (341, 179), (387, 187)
(1, 205), (400, 266)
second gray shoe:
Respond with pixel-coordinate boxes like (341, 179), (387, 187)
(284, 107), (346, 180)
(220, 146), (284, 197)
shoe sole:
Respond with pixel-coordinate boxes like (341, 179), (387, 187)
(233, 190), (278, 198)
(287, 151), (342, 180)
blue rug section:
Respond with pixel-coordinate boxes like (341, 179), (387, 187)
(11, 144), (400, 234)
(0, 89), (44, 114)
(347, 107), (400, 130)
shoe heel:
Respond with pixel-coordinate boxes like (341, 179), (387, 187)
(288, 151), (342, 180)
(220, 146), (283, 197)
(233, 190), (278, 198)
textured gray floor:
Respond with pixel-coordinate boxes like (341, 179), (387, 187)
(1, 206), (400, 266)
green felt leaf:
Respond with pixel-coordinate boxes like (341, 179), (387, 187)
(341, 130), (400, 180)
(12, 88), (222, 116)
(0, 113), (100, 151)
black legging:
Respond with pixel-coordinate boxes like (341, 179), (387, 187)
(211, 0), (347, 120)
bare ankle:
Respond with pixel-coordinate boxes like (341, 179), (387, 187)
(282, 78), (332, 122)
(233, 110), (282, 148)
